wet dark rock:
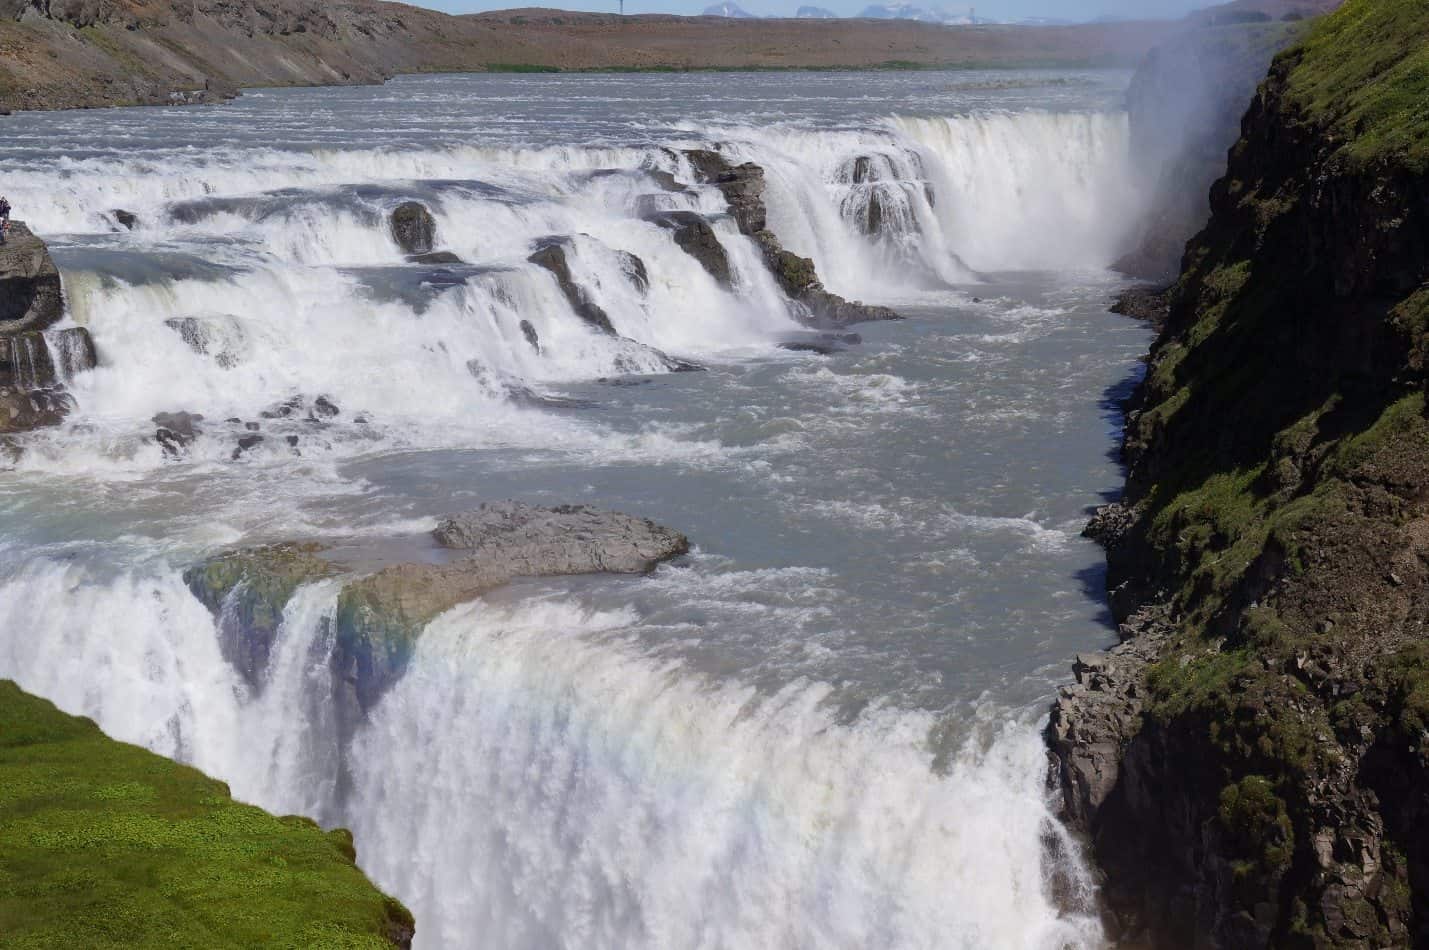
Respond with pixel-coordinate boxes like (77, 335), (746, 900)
(779, 341), (842, 356)
(646, 169), (685, 193)
(164, 315), (246, 368)
(1110, 286), (1172, 327)
(617, 250), (649, 293)
(0, 387), (72, 434)
(0, 331), (56, 391)
(649, 212), (732, 289)
(683, 149), (767, 236)
(528, 238), (616, 335)
(506, 387), (599, 411)
(244, 421), (260, 431)
(311, 395), (340, 419)
(285, 435), (300, 448)
(232, 433), (264, 459)
(153, 411), (203, 459)
(756, 226), (899, 329)
(519, 319), (540, 353)
(406, 251), (463, 265)
(389, 201), (436, 256)
(112, 209), (138, 230)
(50, 327), (97, 380)
(0, 222), (64, 334)
(260, 396), (304, 420)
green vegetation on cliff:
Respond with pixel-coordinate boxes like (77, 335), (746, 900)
(0, 681), (413, 948)
(1085, 0), (1429, 943)
(1285, 0), (1429, 170)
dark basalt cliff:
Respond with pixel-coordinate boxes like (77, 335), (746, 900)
(1051, 0), (1429, 945)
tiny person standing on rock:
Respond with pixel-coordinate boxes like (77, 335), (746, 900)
(0, 196), (10, 245)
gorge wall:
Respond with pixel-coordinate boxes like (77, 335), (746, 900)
(1052, 0), (1429, 946)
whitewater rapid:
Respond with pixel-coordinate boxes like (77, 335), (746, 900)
(0, 70), (1153, 949)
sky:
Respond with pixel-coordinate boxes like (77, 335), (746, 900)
(416, 0), (1209, 20)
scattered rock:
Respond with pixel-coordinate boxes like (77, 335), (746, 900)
(311, 395), (340, 420)
(389, 201), (436, 256)
(260, 396), (304, 420)
(519, 319), (540, 353)
(112, 209), (139, 230)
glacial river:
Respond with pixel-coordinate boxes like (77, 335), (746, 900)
(0, 70), (1152, 948)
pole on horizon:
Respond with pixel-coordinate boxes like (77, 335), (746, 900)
(620, 0), (624, 14)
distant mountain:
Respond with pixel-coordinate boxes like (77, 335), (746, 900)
(858, 4), (936, 20)
(703, 1), (755, 15)
(796, 5), (839, 16)
(856, 4), (995, 23)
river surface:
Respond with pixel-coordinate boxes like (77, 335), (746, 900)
(0, 71), (1152, 948)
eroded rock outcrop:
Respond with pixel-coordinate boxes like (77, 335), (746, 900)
(528, 238), (617, 335)
(1052, 3), (1429, 945)
(682, 148), (900, 328)
(186, 502), (688, 727)
(0, 222), (95, 433)
(389, 201), (436, 256)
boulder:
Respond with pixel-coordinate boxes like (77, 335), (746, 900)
(0, 222), (64, 334)
(433, 501), (690, 573)
(519, 319), (540, 353)
(650, 212), (732, 289)
(153, 410), (203, 459)
(528, 238), (616, 335)
(389, 201), (436, 256)
(112, 209), (139, 230)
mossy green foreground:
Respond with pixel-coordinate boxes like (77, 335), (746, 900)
(0, 681), (413, 948)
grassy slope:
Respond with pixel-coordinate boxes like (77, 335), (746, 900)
(0, 681), (413, 948)
(1109, 0), (1429, 940)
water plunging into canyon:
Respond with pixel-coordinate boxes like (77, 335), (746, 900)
(0, 70), (1153, 948)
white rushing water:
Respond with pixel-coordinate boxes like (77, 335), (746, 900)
(0, 560), (1101, 949)
(0, 71), (1150, 949)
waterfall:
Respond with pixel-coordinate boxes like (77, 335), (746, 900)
(0, 561), (1103, 950)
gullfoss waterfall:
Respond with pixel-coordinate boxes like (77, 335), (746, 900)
(0, 71), (1152, 948)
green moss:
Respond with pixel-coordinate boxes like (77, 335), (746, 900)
(1283, 0), (1429, 171)
(1219, 775), (1294, 872)
(0, 681), (412, 948)
(1326, 391), (1428, 476)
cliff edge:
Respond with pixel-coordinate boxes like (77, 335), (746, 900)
(1051, 0), (1429, 945)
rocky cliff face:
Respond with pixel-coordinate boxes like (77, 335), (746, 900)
(1052, 1), (1429, 945)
